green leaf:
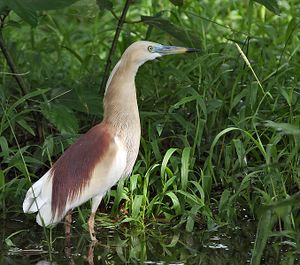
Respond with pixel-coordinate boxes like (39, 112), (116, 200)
(207, 127), (267, 183)
(161, 148), (178, 178)
(0, 136), (9, 158)
(17, 119), (36, 136)
(3, 0), (79, 25)
(6, 20), (22, 28)
(0, 0), (8, 15)
(233, 139), (246, 167)
(262, 192), (300, 210)
(186, 205), (200, 232)
(23, 0), (79, 11)
(129, 174), (139, 193)
(170, 95), (200, 111)
(163, 175), (177, 193)
(180, 147), (191, 191)
(206, 99), (223, 114)
(190, 181), (205, 200)
(219, 189), (231, 214)
(253, 0), (280, 15)
(169, 0), (183, 6)
(141, 16), (201, 47)
(131, 195), (143, 219)
(186, 214), (194, 232)
(4, 230), (28, 248)
(0, 170), (5, 187)
(41, 103), (79, 135)
(202, 173), (212, 199)
(8, 89), (49, 113)
(177, 190), (203, 205)
(4, 0), (38, 26)
(264, 120), (300, 135)
(42, 135), (54, 158)
(250, 210), (273, 265)
(4, 238), (15, 247)
(285, 18), (297, 44)
(166, 191), (181, 215)
(96, 0), (113, 11)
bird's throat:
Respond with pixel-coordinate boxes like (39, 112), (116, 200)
(103, 60), (140, 132)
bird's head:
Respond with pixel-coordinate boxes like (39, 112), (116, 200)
(123, 41), (199, 67)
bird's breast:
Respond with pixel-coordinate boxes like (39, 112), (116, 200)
(117, 119), (141, 177)
(103, 96), (141, 176)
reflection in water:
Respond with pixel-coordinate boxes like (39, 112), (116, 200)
(64, 225), (75, 265)
(36, 261), (58, 265)
(64, 232), (96, 265)
(35, 231), (96, 265)
(1, 218), (297, 265)
(36, 226), (254, 265)
(87, 241), (96, 265)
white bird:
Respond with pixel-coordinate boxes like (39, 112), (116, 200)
(23, 41), (198, 241)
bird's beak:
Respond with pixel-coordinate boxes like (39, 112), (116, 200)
(154, 45), (200, 55)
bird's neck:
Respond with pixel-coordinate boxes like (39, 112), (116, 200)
(103, 58), (140, 132)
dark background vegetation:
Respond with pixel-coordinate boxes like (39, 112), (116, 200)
(0, 0), (299, 264)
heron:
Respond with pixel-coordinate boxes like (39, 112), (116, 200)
(22, 41), (198, 241)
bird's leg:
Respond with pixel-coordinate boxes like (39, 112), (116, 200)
(88, 212), (97, 242)
(88, 194), (102, 242)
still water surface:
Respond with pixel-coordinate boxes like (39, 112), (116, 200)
(0, 216), (298, 264)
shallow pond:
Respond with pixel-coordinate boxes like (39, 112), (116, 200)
(0, 215), (299, 265)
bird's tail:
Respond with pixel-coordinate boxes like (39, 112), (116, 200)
(23, 171), (58, 226)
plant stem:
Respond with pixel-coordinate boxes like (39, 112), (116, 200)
(0, 15), (44, 142)
(110, 10), (141, 24)
(99, 0), (132, 94)
(0, 27), (27, 95)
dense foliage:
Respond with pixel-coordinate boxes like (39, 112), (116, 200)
(0, 0), (299, 264)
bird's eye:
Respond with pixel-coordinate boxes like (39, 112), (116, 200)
(147, 46), (153, 52)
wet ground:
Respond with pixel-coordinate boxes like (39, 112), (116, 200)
(0, 215), (299, 265)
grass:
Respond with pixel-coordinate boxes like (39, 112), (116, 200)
(0, 0), (300, 264)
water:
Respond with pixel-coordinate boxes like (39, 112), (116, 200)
(0, 216), (298, 264)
